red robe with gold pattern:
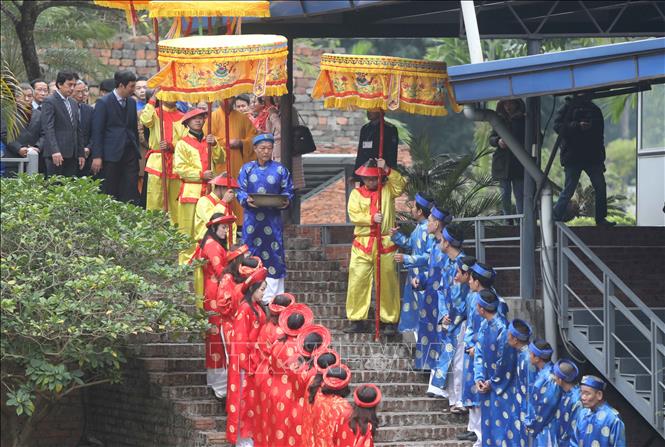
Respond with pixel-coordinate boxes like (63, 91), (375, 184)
(334, 420), (375, 447)
(310, 393), (353, 447)
(216, 273), (244, 344)
(226, 300), (265, 444)
(300, 373), (320, 447)
(263, 336), (304, 447)
(252, 320), (284, 447)
(200, 237), (228, 369)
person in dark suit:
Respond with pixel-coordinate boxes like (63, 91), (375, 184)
(353, 110), (399, 182)
(41, 71), (84, 177)
(91, 70), (140, 203)
(73, 79), (94, 176)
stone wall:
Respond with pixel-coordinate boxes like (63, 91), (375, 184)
(84, 36), (366, 147)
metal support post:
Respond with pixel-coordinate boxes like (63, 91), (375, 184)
(540, 183), (558, 359)
(603, 275), (616, 380)
(281, 36), (298, 224)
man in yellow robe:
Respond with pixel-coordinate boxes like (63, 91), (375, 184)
(140, 97), (186, 224)
(209, 100), (258, 222)
(173, 108), (225, 264)
(345, 158), (407, 334)
(192, 173), (238, 296)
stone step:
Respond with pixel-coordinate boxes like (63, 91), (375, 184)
(142, 357), (204, 372)
(132, 331), (201, 344)
(285, 280), (347, 292)
(149, 371), (207, 386)
(375, 425), (464, 443)
(164, 385), (214, 400)
(284, 249), (324, 261)
(136, 343), (204, 358)
(172, 399), (223, 417)
(297, 292), (347, 305)
(376, 441), (471, 447)
(186, 415), (227, 433)
(286, 260), (341, 271)
(283, 237), (312, 250)
(287, 270), (348, 282)
(379, 410), (463, 427)
(379, 396), (450, 413)
(196, 430), (231, 446)
(361, 382), (429, 397)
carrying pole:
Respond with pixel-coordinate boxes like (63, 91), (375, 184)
(153, 18), (169, 212)
(374, 111), (385, 341)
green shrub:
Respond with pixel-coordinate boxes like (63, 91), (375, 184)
(1, 175), (205, 446)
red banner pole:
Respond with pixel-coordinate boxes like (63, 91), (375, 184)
(153, 18), (168, 213)
(375, 111), (385, 341)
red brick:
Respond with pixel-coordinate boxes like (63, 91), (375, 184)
(109, 58), (120, 66)
(120, 58), (133, 67)
(336, 116), (348, 125)
(318, 116), (328, 126)
(145, 50), (157, 59)
(135, 49), (145, 59)
(100, 48), (111, 57)
(112, 40), (123, 49)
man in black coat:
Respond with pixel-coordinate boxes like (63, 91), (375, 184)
(353, 110), (399, 182)
(553, 94), (614, 226)
(91, 70), (140, 203)
(73, 79), (94, 176)
(41, 71), (84, 177)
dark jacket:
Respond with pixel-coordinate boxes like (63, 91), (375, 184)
(554, 97), (605, 168)
(91, 92), (139, 162)
(41, 93), (82, 159)
(6, 107), (42, 156)
(354, 120), (399, 175)
(78, 103), (94, 150)
(489, 113), (525, 181)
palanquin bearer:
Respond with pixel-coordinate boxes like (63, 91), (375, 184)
(192, 173), (239, 297)
(553, 359), (583, 447)
(173, 108), (225, 264)
(576, 375), (626, 447)
(139, 94), (185, 223)
(344, 158), (407, 335)
(237, 133), (295, 303)
(391, 192), (436, 334)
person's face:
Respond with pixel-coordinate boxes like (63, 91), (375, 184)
(252, 98), (264, 113)
(529, 351), (539, 366)
(72, 83), (86, 103)
(468, 276), (480, 292)
(454, 268), (469, 284)
(117, 81), (136, 98)
(19, 88), (33, 107)
(187, 115), (206, 132)
(254, 141), (274, 163)
(58, 79), (76, 97)
(363, 176), (379, 191)
(507, 332), (519, 348)
(234, 99), (250, 114)
(48, 81), (57, 94)
(33, 82), (48, 103)
(426, 215), (439, 235)
(252, 281), (267, 302)
(409, 201), (421, 220)
(439, 237), (450, 252)
(215, 224), (229, 239)
(553, 376), (563, 387)
(134, 80), (147, 100)
(367, 110), (381, 122)
(503, 100), (519, 115)
(580, 386), (603, 409)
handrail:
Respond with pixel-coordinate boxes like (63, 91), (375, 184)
(557, 223), (665, 332)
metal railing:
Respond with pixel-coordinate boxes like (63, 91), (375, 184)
(557, 222), (665, 437)
(1, 150), (39, 175)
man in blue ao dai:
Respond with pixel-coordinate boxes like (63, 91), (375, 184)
(553, 359), (583, 447)
(473, 289), (508, 447)
(391, 192), (436, 335)
(411, 204), (452, 373)
(525, 339), (561, 446)
(505, 318), (536, 447)
(428, 225), (470, 410)
(576, 375), (626, 447)
(237, 133), (295, 304)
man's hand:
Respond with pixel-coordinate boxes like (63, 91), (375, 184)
(247, 196), (258, 208)
(229, 138), (242, 149)
(222, 189), (235, 203)
(52, 152), (64, 166)
(442, 315), (451, 325)
(498, 138), (508, 149)
(159, 140), (168, 152)
(476, 380), (489, 393)
(376, 158), (388, 173)
(467, 346), (475, 357)
(411, 277), (420, 289)
(389, 226), (399, 236)
(206, 134), (216, 145)
(18, 147), (29, 157)
(373, 212), (383, 224)
(278, 197), (290, 209)
(91, 158), (103, 175)
(84, 147), (90, 158)
(394, 253), (404, 263)
(202, 170), (214, 181)
(78, 157), (85, 170)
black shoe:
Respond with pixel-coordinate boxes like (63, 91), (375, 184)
(596, 219), (616, 227)
(343, 321), (365, 333)
(467, 432), (478, 442)
(382, 323), (397, 336)
(456, 431), (473, 440)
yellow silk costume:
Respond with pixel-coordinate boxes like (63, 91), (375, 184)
(192, 191), (237, 297)
(140, 103), (187, 223)
(346, 169), (407, 323)
(209, 108), (257, 221)
(173, 133), (225, 264)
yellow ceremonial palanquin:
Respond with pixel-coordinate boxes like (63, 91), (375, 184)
(140, 102), (186, 223)
(192, 190), (237, 296)
(209, 109), (257, 220)
(346, 168), (407, 323)
(173, 133), (225, 264)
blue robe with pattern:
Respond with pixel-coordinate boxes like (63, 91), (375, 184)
(413, 242), (446, 370)
(509, 345), (537, 446)
(237, 160), (295, 279)
(576, 402), (626, 447)
(555, 385), (583, 447)
(526, 363), (562, 446)
(431, 252), (469, 389)
(489, 343), (522, 447)
(462, 289), (509, 408)
(391, 219), (435, 333)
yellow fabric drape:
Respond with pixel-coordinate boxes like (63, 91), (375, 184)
(148, 1), (270, 18)
(345, 169), (407, 323)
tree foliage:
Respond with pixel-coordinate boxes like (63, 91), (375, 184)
(1, 175), (205, 447)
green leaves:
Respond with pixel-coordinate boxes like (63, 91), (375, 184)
(1, 175), (206, 423)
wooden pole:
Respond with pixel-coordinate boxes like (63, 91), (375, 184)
(223, 98), (234, 246)
(375, 111), (385, 341)
(207, 102), (214, 181)
(153, 18), (169, 212)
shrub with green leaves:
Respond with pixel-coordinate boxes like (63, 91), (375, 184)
(1, 175), (205, 446)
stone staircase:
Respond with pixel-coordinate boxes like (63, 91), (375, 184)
(87, 225), (470, 446)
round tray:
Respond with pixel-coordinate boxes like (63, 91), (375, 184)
(250, 193), (288, 208)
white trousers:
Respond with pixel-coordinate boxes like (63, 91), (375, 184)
(468, 406), (481, 447)
(446, 321), (466, 406)
(206, 368), (227, 398)
(263, 277), (285, 304)
(427, 370), (448, 397)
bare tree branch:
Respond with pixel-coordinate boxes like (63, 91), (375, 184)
(0, 1), (19, 24)
(35, 0), (95, 14)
